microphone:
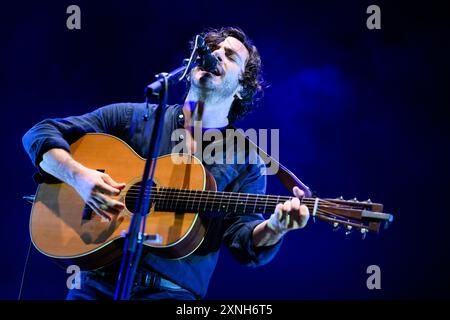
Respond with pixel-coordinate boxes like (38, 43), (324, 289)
(196, 35), (219, 74)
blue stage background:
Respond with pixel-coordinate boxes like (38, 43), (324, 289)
(1, 0), (449, 299)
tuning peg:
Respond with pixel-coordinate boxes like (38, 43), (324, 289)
(332, 222), (340, 231)
(352, 197), (358, 202)
(338, 196), (344, 200)
(361, 228), (368, 240)
(345, 225), (353, 235)
(366, 199), (372, 203)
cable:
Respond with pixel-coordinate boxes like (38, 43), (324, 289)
(17, 239), (32, 300)
(18, 194), (35, 300)
(178, 35), (200, 81)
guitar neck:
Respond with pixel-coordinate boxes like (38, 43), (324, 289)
(153, 187), (303, 215)
(129, 186), (392, 234)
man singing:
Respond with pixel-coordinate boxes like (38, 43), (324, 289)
(22, 27), (310, 300)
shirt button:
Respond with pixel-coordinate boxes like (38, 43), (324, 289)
(180, 134), (184, 139)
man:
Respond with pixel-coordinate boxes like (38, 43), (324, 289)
(22, 27), (309, 300)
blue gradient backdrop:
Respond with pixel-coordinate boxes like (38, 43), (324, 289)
(1, 0), (449, 299)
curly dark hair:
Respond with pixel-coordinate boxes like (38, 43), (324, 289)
(186, 27), (265, 123)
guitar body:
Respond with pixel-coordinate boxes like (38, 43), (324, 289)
(30, 133), (214, 270)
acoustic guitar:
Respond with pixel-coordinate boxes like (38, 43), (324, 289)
(29, 133), (393, 270)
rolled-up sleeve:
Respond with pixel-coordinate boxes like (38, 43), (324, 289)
(222, 159), (283, 267)
(22, 104), (129, 183)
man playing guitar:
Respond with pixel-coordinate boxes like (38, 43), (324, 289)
(22, 27), (310, 300)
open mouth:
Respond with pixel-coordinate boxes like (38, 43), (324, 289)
(199, 66), (222, 76)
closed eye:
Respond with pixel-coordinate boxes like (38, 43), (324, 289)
(225, 48), (239, 63)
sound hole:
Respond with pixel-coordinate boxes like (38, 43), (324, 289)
(124, 181), (157, 213)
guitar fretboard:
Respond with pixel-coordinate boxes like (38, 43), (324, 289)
(150, 187), (298, 215)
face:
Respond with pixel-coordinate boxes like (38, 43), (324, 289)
(190, 36), (249, 100)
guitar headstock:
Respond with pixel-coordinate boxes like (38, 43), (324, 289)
(310, 196), (393, 238)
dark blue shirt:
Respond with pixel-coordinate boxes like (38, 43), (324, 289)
(22, 102), (282, 298)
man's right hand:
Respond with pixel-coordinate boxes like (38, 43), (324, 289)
(40, 148), (126, 222)
(71, 167), (126, 221)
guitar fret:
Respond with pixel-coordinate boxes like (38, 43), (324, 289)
(198, 192), (209, 211)
(243, 194), (249, 213)
(170, 189), (176, 207)
(253, 194), (258, 213)
(226, 193), (231, 212)
(174, 191), (180, 211)
(166, 188), (171, 210)
(217, 192), (223, 212)
(209, 191), (215, 212)
(234, 193), (239, 213)
(159, 187), (165, 209)
(161, 187), (166, 210)
(188, 189), (193, 210)
(167, 188), (171, 210)
(166, 187), (171, 210)
(197, 191), (203, 211)
(263, 195), (268, 214)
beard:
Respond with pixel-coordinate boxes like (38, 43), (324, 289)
(190, 68), (239, 102)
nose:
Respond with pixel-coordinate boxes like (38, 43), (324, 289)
(213, 48), (224, 63)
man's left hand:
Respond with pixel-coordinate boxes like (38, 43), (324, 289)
(267, 186), (310, 235)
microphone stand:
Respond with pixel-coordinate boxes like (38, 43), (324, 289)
(114, 47), (202, 300)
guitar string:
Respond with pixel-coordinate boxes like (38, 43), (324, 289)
(122, 185), (349, 207)
(121, 192), (324, 204)
(119, 192), (342, 208)
(120, 186), (337, 205)
(119, 195), (337, 211)
(116, 197), (352, 216)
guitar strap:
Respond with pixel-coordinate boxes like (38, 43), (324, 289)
(231, 126), (314, 198)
